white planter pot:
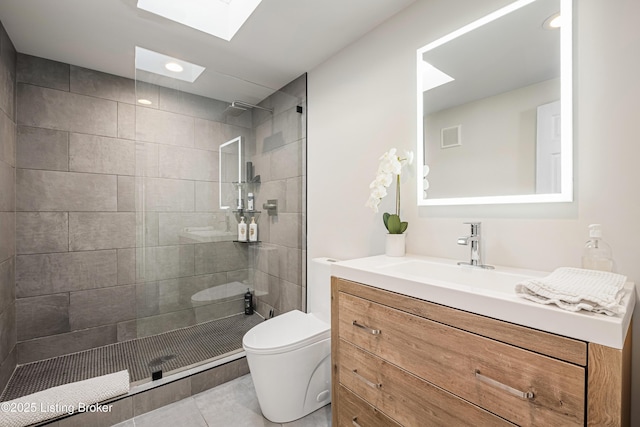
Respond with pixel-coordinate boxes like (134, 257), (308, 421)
(385, 233), (406, 257)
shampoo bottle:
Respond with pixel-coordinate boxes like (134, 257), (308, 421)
(581, 224), (613, 272)
(238, 217), (247, 242)
(244, 288), (253, 315)
(249, 217), (258, 242)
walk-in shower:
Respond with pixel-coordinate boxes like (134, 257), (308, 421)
(2, 47), (307, 410)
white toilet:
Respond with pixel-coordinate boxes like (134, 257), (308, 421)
(242, 258), (335, 423)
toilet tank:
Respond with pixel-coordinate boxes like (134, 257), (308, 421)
(307, 258), (338, 324)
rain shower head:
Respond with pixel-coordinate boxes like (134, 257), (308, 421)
(223, 100), (273, 117)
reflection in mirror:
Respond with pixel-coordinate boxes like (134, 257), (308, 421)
(219, 136), (243, 210)
(417, 0), (572, 206)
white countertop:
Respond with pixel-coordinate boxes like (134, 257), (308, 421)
(331, 254), (635, 349)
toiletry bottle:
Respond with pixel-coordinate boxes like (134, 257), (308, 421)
(247, 192), (254, 211)
(244, 288), (253, 315)
(249, 217), (258, 242)
(238, 217), (247, 242)
(582, 224), (613, 272)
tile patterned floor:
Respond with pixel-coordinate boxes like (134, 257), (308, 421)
(113, 374), (331, 427)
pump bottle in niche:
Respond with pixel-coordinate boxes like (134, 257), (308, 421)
(238, 216), (247, 242)
(249, 217), (258, 242)
(244, 288), (254, 315)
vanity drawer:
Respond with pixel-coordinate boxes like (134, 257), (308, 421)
(337, 384), (400, 427)
(338, 292), (585, 426)
(339, 339), (515, 426)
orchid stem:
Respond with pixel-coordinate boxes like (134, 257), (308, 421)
(396, 174), (400, 217)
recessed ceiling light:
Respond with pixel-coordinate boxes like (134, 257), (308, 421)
(136, 0), (262, 41)
(135, 47), (206, 83)
(165, 62), (183, 73)
(543, 13), (561, 30)
(137, 98), (153, 105)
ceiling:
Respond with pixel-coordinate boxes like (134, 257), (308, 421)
(0, 0), (416, 103)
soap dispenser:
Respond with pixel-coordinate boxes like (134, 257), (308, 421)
(249, 217), (258, 242)
(238, 217), (247, 242)
(581, 224), (613, 272)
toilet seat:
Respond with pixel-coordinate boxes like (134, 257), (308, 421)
(242, 310), (330, 355)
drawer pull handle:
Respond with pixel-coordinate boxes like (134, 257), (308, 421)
(352, 320), (381, 335)
(352, 416), (362, 427)
(474, 370), (534, 399)
(352, 369), (382, 389)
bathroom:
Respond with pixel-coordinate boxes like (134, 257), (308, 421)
(0, 0), (639, 426)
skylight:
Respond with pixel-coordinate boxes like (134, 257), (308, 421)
(136, 0), (263, 41)
(135, 47), (206, 83)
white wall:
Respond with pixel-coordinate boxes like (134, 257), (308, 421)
(308, 0), (640, 423)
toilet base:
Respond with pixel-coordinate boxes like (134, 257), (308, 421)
(246, 337), (331, 423)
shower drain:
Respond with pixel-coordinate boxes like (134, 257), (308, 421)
(148, 354), (177, 367)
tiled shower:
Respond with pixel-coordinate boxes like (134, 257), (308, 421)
(0, 16), (307, 399)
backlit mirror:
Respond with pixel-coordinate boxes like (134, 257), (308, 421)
(417, 0), (572, 206)
(219, 136), (243, 209)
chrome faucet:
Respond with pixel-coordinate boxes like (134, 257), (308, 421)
(457, 222), (494, 269)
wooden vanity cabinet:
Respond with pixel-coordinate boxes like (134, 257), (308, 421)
(331, 277), (632, 427)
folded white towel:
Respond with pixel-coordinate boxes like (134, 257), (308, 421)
(515, 267), (627, 316)
(0, 370), (130, 427)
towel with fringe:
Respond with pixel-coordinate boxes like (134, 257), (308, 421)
(0, 370), (129, 427)
(515, 267), (627, 316)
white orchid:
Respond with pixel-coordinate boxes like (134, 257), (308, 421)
(366, 148), (414, 233)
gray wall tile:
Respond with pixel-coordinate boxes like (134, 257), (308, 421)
(117, 320), (137, 342)
(118, 175), (135, 212)
(69, 285), (136, 330)
(0, 27), (16, 121)
(158, 86), (228, 122)
(194, 118), (252, 152)
(70, 66), (135, 104)
(194, 242), (248, 275)
(136, 106), (194, 147)
(0, 160), (14, 211)
(269, 213), (302, 249)
(16, 294), (69, 341)
(16, 250), (117, 298)
(158, 145), (216, 181)
(195, 181), (219, 212)
(118, 102), (135, 140)
(117, 248), (136, 285)
(0, 212), (15, 263)
(16, 126), (68, 171)
(69, 133), (135, 175)
(0, 110), (16, 167)
(18, 84), (117, 137)
(17, 54), (69, 91)
(16, 212), (68, 254)
(138, 245), (195, 282)
(158, 213), (225, 246)
(69, 212), (136, 251)
(144, 177), (194, 212)
(136, 142), (159, 177)
(0, 302), (16, 363)
(17, 324), (117, 364)
(135, 82), (159, 108)
(270, 139), (302, 180)
(135, 309), (195, 338)
(0, 258), (15, 314)
(0, 347), (16, 395)
(16, 169), (117, 211)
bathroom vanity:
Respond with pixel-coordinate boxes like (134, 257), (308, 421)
(330, 255), (634, 426)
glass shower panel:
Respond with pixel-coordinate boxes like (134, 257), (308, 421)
(134, 51), (306, 382)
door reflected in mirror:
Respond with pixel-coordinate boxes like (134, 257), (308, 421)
(417, 0), (572, 206)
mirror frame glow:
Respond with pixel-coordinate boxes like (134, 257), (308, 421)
(416, 0), (573, 206)
(219, 136), (243, 210)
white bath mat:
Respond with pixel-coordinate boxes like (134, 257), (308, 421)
(0, 370), (129, 427)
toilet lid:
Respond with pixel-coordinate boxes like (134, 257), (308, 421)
(242, 310), (330, 355)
